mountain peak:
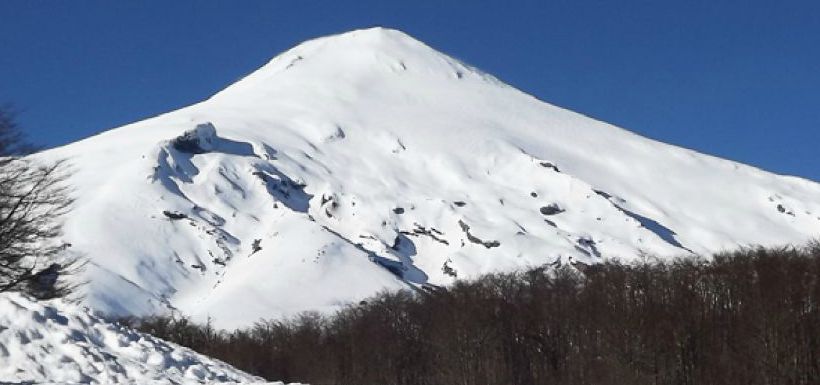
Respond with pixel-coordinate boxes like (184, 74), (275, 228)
(211, 27), (492, 101)
(288, 27), (432, 57)
(317, 26), (419, 44)
(37, 29), (820, 329)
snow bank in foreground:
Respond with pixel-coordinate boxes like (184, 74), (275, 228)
(0, 292), (281, 384)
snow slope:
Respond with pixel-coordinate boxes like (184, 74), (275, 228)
(0, 292), (268, 384)
(35, 27), (820, 329)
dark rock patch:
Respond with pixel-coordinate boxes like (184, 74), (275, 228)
(392, 138), (407, 154)
(458, 220), (501, 249)
(539, 162), (560, 172)
(190, 264), (205, 272)
(540, 204), (565, 216)
(251, 239), (262, 254)
(320, 195), (332, 206)
(593, 189), (612, 199)
(776, 204), (795, 216)
(574, 237), (602, 259)
(284, 55), (303, 69)
(331, 125), (345, 140)
(400, 223), (449, 245)
(442, 259), (458, 278)
(163, 210), (188, 220)
(171, 123), (217, 154)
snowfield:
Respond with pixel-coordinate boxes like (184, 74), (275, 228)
(0, 292), (272, 384)
(32, 27), (820, 329)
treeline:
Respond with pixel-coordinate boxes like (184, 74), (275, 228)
(128, 243), (820, 385)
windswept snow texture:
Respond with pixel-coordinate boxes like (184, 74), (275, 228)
(35, 27), (820, 329)
(0, 293), (267, 384)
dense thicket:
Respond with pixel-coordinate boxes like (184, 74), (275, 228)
(131, 244), (820, 385)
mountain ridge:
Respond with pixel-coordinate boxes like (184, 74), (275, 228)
(34, 27), (820, 328)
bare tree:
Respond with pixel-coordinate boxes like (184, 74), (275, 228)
(0, 106), (81, 299)
(0, 107), (37, 155)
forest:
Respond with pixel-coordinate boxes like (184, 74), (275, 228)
(129, 243), (820, 385)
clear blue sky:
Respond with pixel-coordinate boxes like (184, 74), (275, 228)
(1, 1), (818, 181)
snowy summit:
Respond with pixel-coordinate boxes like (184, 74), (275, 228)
(33, 27), (820, 329)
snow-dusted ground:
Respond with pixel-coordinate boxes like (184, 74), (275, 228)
(34, 27), (820, 329)
(0, 292), (271, 384)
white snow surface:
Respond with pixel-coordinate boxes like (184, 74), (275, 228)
(0, 292), (272, 384)
(33, 27), (820, 329)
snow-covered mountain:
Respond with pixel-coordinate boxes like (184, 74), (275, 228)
(0, 292), (267, 384)
(36, 27), (820, 329)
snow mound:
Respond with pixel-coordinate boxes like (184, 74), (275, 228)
(0, 292), (270, 384)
